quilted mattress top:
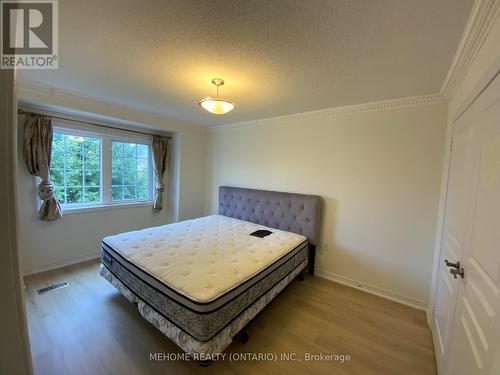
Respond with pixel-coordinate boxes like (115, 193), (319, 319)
(102, 215), (306, 303)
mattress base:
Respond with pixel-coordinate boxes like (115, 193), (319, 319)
(101, 240), (308, 341)
(100, 259), (307, 355)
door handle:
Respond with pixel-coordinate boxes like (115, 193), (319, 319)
(445, 259), (465, 279)
(444, 259), (461, 270)
(450, 267), (465, 279)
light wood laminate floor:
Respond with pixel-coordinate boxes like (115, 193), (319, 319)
(24, 260), (437, 375)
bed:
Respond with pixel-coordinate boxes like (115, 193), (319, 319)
(100, 186), (321, 360)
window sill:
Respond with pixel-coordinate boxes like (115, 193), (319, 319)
(61, 201), (153, 215)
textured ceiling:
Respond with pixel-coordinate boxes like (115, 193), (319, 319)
(19, 0), (474, 126)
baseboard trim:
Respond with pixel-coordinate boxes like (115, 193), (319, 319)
(315, 269), (427, 311)
(23, 251), (101, 276)
(23, 255), (427, 311)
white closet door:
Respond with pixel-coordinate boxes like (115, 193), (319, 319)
(432, 101), (475, 374)
(446, 72), (500, 375)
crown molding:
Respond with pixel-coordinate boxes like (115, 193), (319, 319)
(16, 84), (446, 136)
(17, 80), (54, 97)
(207, 93), (445, 133)
(441, 0), (500, 100)
(16, 80), (206, 133)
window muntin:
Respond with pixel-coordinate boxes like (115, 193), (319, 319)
(111, 141), (150, 201)
(50, 132), (102, 206)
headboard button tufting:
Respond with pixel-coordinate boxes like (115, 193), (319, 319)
(218, 186), (321, 246)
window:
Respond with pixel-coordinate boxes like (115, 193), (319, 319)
(51, 132), (102, 205)
(111, 141), (150, 201)
(48, 123), (153, 210)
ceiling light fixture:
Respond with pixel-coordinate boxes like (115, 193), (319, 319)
(199, 78), (235, 115)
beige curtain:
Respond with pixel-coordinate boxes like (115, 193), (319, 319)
(23, 115), (63, 221)
(152, 135), (169, 212)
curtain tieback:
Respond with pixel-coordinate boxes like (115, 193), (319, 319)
(38, 180), (55, 200)
(156, 184), (166, 192)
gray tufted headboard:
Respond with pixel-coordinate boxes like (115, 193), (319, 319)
(218, 186), (322, 274)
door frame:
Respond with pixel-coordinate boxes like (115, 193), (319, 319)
(0, 69), (33, 373)
(429, 52), (500, 374)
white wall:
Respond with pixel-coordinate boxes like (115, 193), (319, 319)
(204, 101), (447, 306)
(177, 129), (207, 221)
(17, 82), (206, 274)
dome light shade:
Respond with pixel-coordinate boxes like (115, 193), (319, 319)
(199, 97), (235, 114)
(199, 78), (235, 115)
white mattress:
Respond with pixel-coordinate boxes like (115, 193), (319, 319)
(102, 215), (306, 303)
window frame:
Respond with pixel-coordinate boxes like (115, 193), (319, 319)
(50, 126), (104, 209)
(41, 119), (155, 214)
(107, 136), (154, 205)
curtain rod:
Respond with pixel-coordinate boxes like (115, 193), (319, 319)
(17, 109), (172, 139)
